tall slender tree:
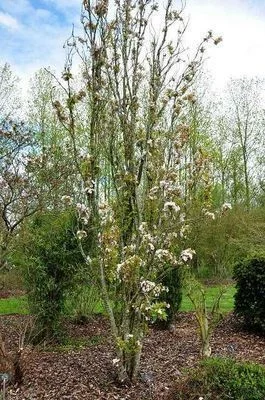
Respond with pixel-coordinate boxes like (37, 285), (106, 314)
(53, 0), (221, 382)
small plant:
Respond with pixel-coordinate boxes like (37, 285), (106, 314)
(22, 211), (85, 342)
(234, 255), (265, 332)
(175, 357), (265, 400)
(184, 272), (225, 357)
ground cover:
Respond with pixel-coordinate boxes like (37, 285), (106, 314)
(1, 311), (264, 400)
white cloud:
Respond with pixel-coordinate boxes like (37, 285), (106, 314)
(0, 11), (19, 30)
(1, 0), (265, 97)
(185, 0), (265, 89)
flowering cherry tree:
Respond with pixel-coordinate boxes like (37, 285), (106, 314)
(55, 0), (221, 383)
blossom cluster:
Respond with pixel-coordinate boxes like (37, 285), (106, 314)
(180, 248), (196, 262)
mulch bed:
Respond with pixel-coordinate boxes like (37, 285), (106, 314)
(0, 290), (26, 299)
(1, 312), (265, 400)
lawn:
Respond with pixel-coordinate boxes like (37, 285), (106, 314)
(0, 295), (28, 315)
(180, 285), (236, 313)
(0, 285), (236, 315)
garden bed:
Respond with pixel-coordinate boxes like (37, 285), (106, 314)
(1, 312), (264, 399)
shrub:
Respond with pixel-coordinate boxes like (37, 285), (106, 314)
(159, 266), (182, 326)
(175, 357), (265, 400)
(233, 255), (265, 332)
(22, 211), (86, 342)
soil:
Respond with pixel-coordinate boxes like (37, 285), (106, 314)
(0, 312), (264, 400)
(0, 290), (26, 299)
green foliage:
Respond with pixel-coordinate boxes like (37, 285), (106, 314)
(188, 206), (265, 279)
(0, 268), (24, 291)
(159, 266), (183, 326)
(175, 357), (265, 400)
(64, 284), (103, 323)
(234, 254), (265, 332)
(21, 210), (85, 342)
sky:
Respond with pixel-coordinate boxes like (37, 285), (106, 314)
(0, 0), (265, 93)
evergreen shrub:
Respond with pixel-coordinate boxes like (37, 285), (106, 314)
(233, 255), (265, 332)
(175, 357), (265, 400)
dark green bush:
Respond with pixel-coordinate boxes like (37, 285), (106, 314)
(175, 357), (265, 400)
(159, 266), (182, 326)
(233, 255), (265, 332)
(22, 211), (85, 342)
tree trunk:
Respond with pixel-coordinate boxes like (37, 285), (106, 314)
(0, 330), (13, 377)
(201, 335), (211, 358)
(242, 149), (250, 209)
(119, 344), (142, 383)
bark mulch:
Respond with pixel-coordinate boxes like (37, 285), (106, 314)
(1, 312), (264, 400)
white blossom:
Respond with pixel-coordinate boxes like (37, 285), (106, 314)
(148, 242), (155, 251)
(116, 263), (123, 275)
(76, 203), (87, 213)
(82, 217), (89, 225)
(222, 202), (232, 211)
(148, 186), (159, 200)
(163, 201), (180, 213)
(76, 230), (87, 240)
(140, 279), (156, 293)
(84, 186), (94, 194)
(205, 211), (215, 220)
(124, 244), (136, 253)
(84, 179), (95, 194)
(139, 222), (148, 234)
(179, 213), (186, 223)
(180, 224), (189, 239)
(180, 248), (195, 262)
(159, 180), (170, 190)
(125, 334), (134, 340)
(155, 249), (172, 261)
(61, 195), (73, 205)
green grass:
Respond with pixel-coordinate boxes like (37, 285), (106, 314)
(0, 285), (236, 316)
(0, 295), (29, 315)
(54, 335), (104, 352)
(180, 285), (236, 313)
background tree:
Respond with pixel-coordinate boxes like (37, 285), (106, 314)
(0, 63), (21, 122)
(226, 78), (263, 209)
(27, 68), (78, 209)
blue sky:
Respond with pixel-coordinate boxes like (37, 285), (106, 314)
(0, 0), (81, 80)
(1, 0), (265, 92)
